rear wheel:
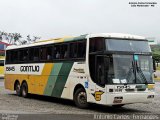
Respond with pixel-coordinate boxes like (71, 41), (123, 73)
(74, 88), (88, 109)
(21, 82), (28, 98)
(15, 82), (21, 96)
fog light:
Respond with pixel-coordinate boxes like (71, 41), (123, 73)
(147, 95), (154, 99)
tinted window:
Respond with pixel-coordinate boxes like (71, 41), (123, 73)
(77, 41), (86, 58)
(106, 39), (151, 52)
(29, 47), (39, 61)
(13, 51), (18, 62)
(70, 42), (77, 58)
(89, 37), (104, 53)
(54, 45), (61, 59)
(6, 51), (11, 63)
(19, 49), (28, 62)
(40, 46), (52, 61)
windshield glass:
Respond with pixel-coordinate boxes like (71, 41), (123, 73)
(106, 39), (151, 52)
(112, 54), (154, 84)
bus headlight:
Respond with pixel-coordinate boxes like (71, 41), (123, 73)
(113, 96), (123, 103)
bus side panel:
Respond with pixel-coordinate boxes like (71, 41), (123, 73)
(61, 62), (88, 100)
(5, 74), (28, 91)
(43, 63), (63, 96)
(5, 74), (15, 90)
(43, 62), (74, 98)
(28, 63), (53, 95)
(51, 62), (73, 98)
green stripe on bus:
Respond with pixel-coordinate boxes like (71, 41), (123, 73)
(51, 62), (73, 98)
(64, 34), (87, 42)
(44, 63), (63, 96)
(64, 38), (74, 42)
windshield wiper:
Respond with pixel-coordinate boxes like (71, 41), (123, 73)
(126, 61), (135, 83)
(135, 62), (148, 84)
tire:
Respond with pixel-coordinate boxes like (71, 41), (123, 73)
(74, 88), (88, 109)
(112, 104), (124, 108)
(15, 82), (21, 96)
(21, 82), (28, 98)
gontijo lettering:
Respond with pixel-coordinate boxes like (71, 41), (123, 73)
(20, 66), (39, 72)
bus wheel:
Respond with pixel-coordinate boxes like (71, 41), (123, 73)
(112, 104), (124, 108)
(74, 88), (88, 109)
(15, 82), (21, 96)
(21, 82), (28, 98)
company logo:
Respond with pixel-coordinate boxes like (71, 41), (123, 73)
(73, 68), (85, 73)
(92, 90), (104, 101)
(20, 66), (40, 72)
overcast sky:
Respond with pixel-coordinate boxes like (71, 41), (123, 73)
(0, 0), (159, 40)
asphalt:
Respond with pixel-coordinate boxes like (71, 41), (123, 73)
(0, 79), (160, 120)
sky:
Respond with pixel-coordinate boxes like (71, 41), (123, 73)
(0, 0), (159, 40)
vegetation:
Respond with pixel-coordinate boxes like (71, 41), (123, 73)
(0, 30), (41, 45)
(151, 45), (160, 67)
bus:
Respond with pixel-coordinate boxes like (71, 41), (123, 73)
(0, 56), (5, 78)
(4, 33), (155, 108)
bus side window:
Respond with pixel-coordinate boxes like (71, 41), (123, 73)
(46, 46), (52, 60)
(54, 45), (61, 59)
(70, 43), (77, 58)
(6, 51), (10, 64)
(34, 48), (39, 61)
(77, 41), (86, 58)
(61, 44), (69, 59)
(19, 49), (28, 62)
(24, 49), (28, 61)
(40, 47), (47, 60)
(29, 48), (34, 61)
(29, 47), (39, 62)
(89, 37), (104, 53)
(9, 50), (18, 63)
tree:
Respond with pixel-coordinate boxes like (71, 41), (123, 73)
(152, 53), (160, 67)
(0, 30), (40, 45)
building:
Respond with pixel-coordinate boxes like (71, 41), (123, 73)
(0, 41), (10, 78)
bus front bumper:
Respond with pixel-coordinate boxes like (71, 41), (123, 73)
(106, 92), (155, 105)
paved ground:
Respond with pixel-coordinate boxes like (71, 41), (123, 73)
(155, 71), (160, 77)
(0, 79), (160, 120)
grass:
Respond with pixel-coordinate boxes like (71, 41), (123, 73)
(156, 66), (160, 71)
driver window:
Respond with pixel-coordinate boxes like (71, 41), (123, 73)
(96, 56), (105, 86)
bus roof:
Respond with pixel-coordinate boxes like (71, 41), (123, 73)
(6, 33), (146, 50)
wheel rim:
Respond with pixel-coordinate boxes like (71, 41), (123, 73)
(77, 92), (87, 105)
(16, 84), (20, 94)
(22, 86), (27, 96)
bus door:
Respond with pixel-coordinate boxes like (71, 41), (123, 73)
(90, 55), (110, 102)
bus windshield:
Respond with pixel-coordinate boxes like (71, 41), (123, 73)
(89, 37), (154, 86)
(111, 54), (154, 84)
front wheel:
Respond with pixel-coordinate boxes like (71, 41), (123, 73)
(21, 82), (28, 98)
(74, 88), (88, 109)
(112, 104), (124, 108)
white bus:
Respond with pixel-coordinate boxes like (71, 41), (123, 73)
(5, 33), (155, 108)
